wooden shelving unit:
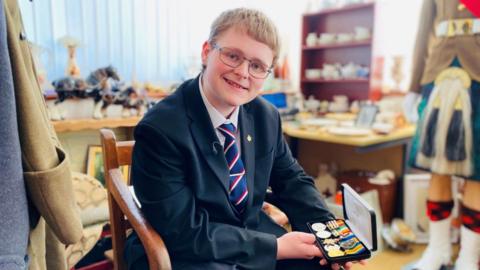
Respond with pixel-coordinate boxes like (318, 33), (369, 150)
(300, 2), (375, 101)
(301, 78), (369, 83)
(52, 116), (140, 133)
(302, 39), (372, 50)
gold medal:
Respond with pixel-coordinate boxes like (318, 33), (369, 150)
(322, 238), (339, 245)
(328, 249), (345, 257)
(324, 244), (340, 251)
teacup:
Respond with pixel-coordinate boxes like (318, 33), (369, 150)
(306, 33), (318, 47)
(322, 64), (340, 80)
(340, 62), (358, 79)
(333, 95), (348, 104)
(337, 33), (354, 43)
(305, 68), (322, 79)
(318, 33), (336, 44)
(354, 27), (370, 40)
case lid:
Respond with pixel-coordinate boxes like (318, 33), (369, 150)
(341, 183), (377, 251)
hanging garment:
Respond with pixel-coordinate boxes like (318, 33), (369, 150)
(0, 1), (29, 269)
(408, 0), (480, 93)
(3, 0), (83, 269)
(410, 59), (480, 180)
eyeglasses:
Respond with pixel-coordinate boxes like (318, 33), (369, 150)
(211, 43), (272, 79)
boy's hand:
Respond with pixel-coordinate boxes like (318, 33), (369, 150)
(276, 232), (323, 260)
(277, 232), (368, 269)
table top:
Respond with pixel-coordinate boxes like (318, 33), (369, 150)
(283, 122), (415, 147)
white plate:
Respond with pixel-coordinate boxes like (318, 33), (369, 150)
(372, 122), (394, 134)
(301, 118), (337, 127)
(326, 126), (372, 136)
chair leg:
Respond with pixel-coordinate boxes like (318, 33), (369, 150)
(107, 193), (128, 270)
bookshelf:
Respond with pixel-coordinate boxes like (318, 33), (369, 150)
(300, 2), (375, 101)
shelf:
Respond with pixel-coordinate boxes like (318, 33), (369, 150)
(52, 116), (141, 133)
(301, 78), (369, 83)
(303, 2), (375, 17)
(302, 39), (371, 50)
(300, 1), (374, 101)
(43, 89), (168, 100)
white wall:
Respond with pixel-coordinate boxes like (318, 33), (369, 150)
(21, 0), (422, 92)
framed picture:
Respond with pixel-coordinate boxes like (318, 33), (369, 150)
(355, 104), (378, 128)
(403, 174), (461, 243)
(87, 145), (129, 186)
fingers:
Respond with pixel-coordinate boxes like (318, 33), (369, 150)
(331, 263), (341, 270)
(297, 232), (316, 243)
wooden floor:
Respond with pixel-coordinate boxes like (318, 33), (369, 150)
(99, 245), (459, 270)
(351, 244), (459, 270)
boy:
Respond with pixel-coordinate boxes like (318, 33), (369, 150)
(126, 8), (360, 270)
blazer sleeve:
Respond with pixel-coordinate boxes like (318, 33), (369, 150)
(408, 0), (436, 93)
(132, 123), (278, 270)
(269, 112), (334, 232)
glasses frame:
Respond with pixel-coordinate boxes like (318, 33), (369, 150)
(211, 43), (273, 79)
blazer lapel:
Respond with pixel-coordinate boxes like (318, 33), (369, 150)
(239, 105), (255, 213)
(184, 77), (230, 193)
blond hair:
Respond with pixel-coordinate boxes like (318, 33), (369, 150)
(208, 8), (280, 66)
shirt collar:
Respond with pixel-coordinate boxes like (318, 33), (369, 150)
(199, 74), (239, 130)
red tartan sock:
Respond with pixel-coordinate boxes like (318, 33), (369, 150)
(461, 204), (480, 233)
(427, 200), (454, 221)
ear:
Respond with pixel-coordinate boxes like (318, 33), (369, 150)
(201, 41), (211, 66)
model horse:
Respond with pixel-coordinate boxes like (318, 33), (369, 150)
(50, 66), (145, 120)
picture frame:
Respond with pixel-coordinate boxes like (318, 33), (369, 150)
(403, 174), (461, 243)
(355, 104), (378, 128)
(87, 145), (129, 186)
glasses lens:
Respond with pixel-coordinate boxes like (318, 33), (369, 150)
(217, 46), (270, 79)
(219, 48), (242, 68)
(249, 61), (269, 79)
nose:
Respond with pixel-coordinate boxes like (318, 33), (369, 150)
(233, 60), (250, 78)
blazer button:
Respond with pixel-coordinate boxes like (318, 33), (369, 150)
(19, 32), (27, 40)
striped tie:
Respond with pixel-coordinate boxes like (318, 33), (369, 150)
(218, 123), (248, 213)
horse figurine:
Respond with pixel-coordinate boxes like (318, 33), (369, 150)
(50, 66), (146, 120)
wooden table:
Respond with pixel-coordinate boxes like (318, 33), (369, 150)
(283, 123), (415, 154)
(283, 123), (416, 220)
(282, 122), (415, 176)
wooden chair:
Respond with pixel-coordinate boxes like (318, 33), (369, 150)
(100, 129), (171, 270)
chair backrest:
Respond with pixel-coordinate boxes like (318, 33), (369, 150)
(100, 128), (171, 270)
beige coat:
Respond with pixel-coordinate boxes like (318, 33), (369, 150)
(4, 0), (83, 269)
(409, 0), (480, 92)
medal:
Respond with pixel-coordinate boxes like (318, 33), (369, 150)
(328, 249), (345, 257)
(316, 230), (331, 239)
(311, 222), (326, 232)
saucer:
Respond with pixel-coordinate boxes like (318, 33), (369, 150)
(326, 127), (372, 136)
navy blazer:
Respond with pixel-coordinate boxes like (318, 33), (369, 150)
(129, 76), (333, 269)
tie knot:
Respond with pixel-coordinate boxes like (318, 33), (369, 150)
(220, 123), (236, 133)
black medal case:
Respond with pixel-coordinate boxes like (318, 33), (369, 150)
(307, 183), (377, 263)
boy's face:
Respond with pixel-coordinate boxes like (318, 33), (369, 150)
(201, 27), (274, 116)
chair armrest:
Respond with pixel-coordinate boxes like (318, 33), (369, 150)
(109, 169), (171, 270)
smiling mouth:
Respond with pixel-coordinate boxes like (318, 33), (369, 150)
(224, 77), (248, 90)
